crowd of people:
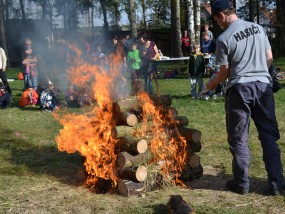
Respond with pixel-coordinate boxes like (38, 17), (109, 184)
(0, 30), (163, 110)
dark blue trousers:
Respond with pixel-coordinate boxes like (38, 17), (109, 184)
(225, 82), (283, 190)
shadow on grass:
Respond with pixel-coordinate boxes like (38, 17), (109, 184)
(145, 203), (169, 214)
(0, 128), (82, 186)
(187, 171), (274, 196)
(0, 128), (277, 196)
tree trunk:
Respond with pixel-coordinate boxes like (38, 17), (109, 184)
(187, 0), (195, 51)
(194, 0), (201, 43)
(19, 0), (26, 20)
(99, 0), (109, 35)
(171, 0), (183, 57)
(249, 0), (254, 22)
(275, 0), (285, 57)
(128, 0), (137, 37)
(41, 0), (47, 20)
(0, 0), (8, 65)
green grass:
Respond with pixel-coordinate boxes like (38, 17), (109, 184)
(1, 65), (285, 214)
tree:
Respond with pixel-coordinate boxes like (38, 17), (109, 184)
(186, 0), (195, 50)
(128, 0), (137, 37)
(275, 0), (285, 57)
(193, 0), (201, 43)
(19, 0), (26, 20)
(0, 0), (8, 65)
(171, 0), (182, 57)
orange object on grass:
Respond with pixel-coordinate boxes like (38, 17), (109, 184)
(18, 72), (24, 80)
(19, 88), (39, 107)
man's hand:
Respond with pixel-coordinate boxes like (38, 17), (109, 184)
(206, 80), (217, 92)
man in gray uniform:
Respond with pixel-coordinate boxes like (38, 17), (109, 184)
(207, 0), (283, 195)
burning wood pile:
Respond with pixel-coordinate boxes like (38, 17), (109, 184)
(112, 94), (203, 196)
(54, 45), (203, 197)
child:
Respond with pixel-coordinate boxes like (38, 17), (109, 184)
(65, 84), (80, 107)
(0, 84), (11, 108)
(127, 41), (142, 95)
(188, 42), (206, 99)
(19, 86), (39, 107)
(40, 82), (60, 112)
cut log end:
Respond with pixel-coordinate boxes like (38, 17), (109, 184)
(136, 165), (148, 182)
(137, 139), (148, 154)
(117, 180), (145, 197)
(126, 114), (138, 127)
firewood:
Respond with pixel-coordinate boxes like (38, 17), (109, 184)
(150, 94), (172, 107)
(174, 116), (189, 127)
(167, 195), (195, 214)
(116, 151), (153, 169)
(112, 122), (155, 139)
(180, 164), (203, 182)
(117, 179), (145, 197)
(116, 96), (143, 113)
(116, 136), (148, 155)
(187, 141), (202, 153)
(111, 125), (134, 139)
(118, 165), (147, 182)
(178, 127), (201, 143)
(117, 112), (138, 127)
(170, 129), (202, 153)
(168, 107), (179, 118)
(188, 153), (201, 168)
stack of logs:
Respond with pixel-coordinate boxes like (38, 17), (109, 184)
(111, 94), (203, 197)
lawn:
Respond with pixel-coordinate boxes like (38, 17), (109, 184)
(1, 62), (285, 214)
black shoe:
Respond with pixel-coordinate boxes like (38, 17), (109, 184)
(269, 185), (284, 196)
(226, 180), (249, 195)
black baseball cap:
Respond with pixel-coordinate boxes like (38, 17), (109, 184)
(211, 0), (232, 17)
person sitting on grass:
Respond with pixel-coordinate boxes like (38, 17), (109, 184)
(65, 84), (80, 108)
(40, 82), (60, 112)
(0, 84), (11, 108)
(19, 86), (39, 107)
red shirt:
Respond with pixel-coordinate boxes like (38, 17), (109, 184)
(181, 36), (190, 47)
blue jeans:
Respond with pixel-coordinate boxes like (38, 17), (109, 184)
(189, 76), (203, 97)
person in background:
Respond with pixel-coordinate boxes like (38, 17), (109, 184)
(65, 84), (80, 108)
(137, 31), (160, 95)
(188, 42), (206, 99)
(181, 30), (191, 57)
(40, 82), (60, 112)
(19, 86), (39, 107)
(201, 31), (215, 54)
(0, 47), (12, 94)
(127, 41), (142, 95)
(22, 38), (38, 90)
(0, 83), (11, 108)
(207, 0), (283, 195)
(204, 23), (214, 40)
(93, 44), (106, 66)
(107, 35), (127, 72)
(121, 33), (132, 53)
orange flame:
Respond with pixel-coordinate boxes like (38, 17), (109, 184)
(138, 93), (187, 185)
(55, 43), (188, 192)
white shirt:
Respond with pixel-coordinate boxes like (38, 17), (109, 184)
(0, 48), (7, 70)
